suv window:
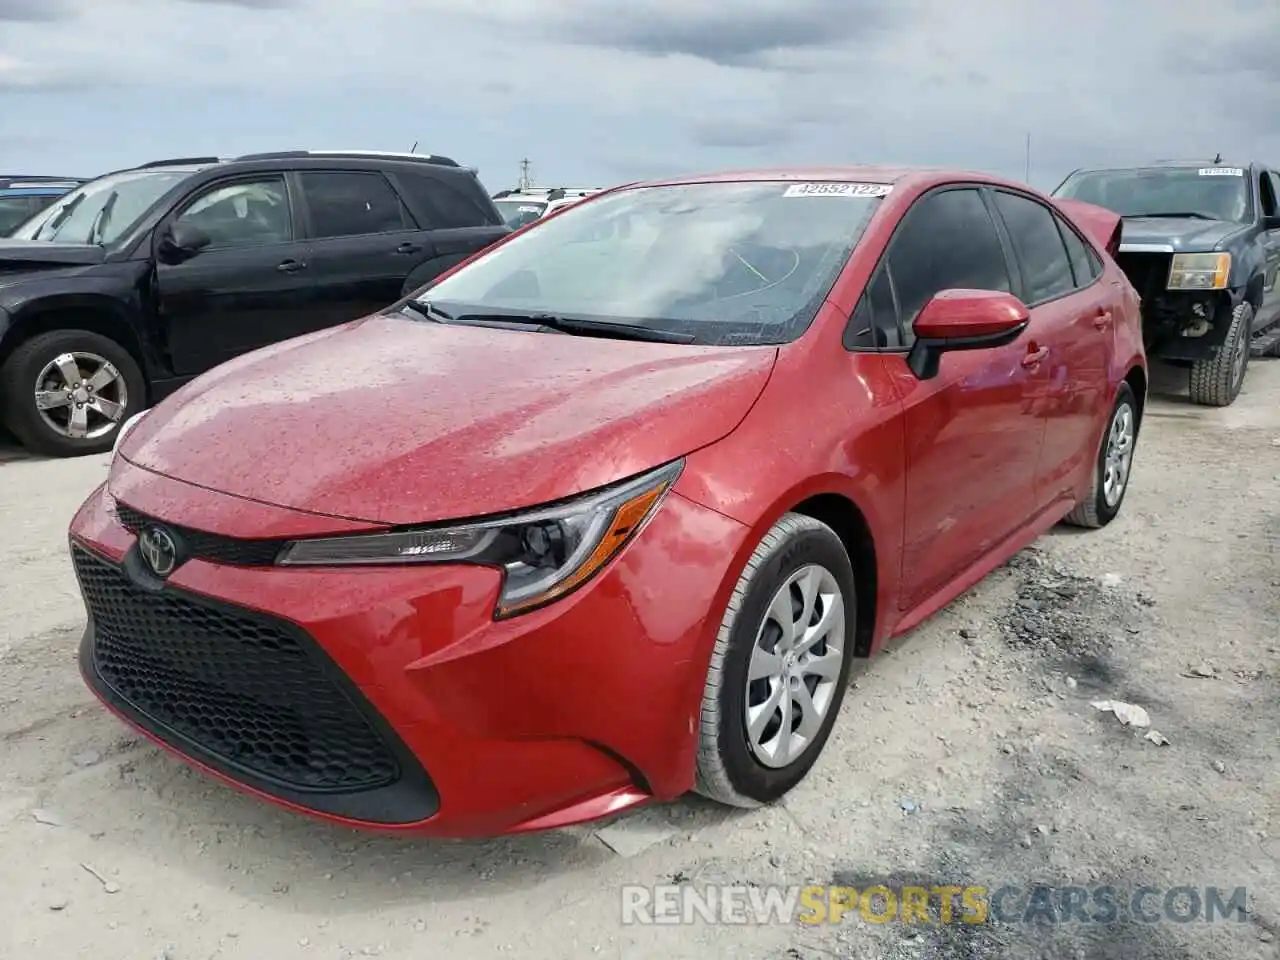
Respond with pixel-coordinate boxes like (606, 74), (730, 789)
(848, 187), (1012, 349)
(397, 172), (500, 228)
(1260, 171), (1279, 219)
(992, 190), (1075, 304)
(1055, 214), (1100, 287)
(299, 171), (411, 239)
(174, 176), (292, 248)
(0, 196), (39, 234)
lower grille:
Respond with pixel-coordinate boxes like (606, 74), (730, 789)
(73, 545), (398, 793)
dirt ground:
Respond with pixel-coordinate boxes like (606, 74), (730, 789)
(1, 360), (1277, 960)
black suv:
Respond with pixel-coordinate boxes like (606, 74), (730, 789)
(0, 150), (509, 456)
(1053, 160), (1280, 406)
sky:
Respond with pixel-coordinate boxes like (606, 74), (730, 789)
(0, 0), (1275, 195)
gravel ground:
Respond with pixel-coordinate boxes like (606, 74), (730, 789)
(1, 360), (1277, 960)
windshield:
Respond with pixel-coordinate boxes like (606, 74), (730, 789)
(494, 198), (547, 228)
(11, 169), (190, 244)
(1053, 167), (1251, 223)
(417, 180), (885, 346)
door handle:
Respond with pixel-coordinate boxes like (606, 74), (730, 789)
(1021, 346), (1049, 367)
(395, 242), (423, 255)
(277, 259), (306, 273)
(1093, 309), (1113, 330)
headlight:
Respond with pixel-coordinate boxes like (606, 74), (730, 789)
(277, 459), (684, 618)
(111, 410), (148, 458)
(1167, 253), (1229, 290)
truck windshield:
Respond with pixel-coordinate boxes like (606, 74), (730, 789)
(1053, 167), (1251, 224)
(11, 169), (190, 244)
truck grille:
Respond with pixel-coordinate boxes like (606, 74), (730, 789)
(73, 545), (400, 793)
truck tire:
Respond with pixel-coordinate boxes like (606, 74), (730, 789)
(1188, 302), (1251, 406)
(0, 329), (145, 458)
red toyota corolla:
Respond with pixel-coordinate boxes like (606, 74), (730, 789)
(69, 167), (1146, 837)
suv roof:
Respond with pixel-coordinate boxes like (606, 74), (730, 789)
(0, 176), (85, 191)
(94, 150), (468, 181)
(492, 187), (602, 201)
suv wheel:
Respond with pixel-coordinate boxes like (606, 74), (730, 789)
(1188, 302), (1251, 406)
(0, 329), (145, 457)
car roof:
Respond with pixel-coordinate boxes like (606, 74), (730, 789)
(631, 165), (1025, 192)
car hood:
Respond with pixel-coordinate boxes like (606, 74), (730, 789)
(1118, 216), (1247, 253)
(0, 238), (105, 267)
(121, 315), (778, 525)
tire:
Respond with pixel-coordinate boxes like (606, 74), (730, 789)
(0, 329), (145, 458)
(1188, 302), (1251, 406)
(1063, 382), (1139, 530)
(694, 513), (857, 807)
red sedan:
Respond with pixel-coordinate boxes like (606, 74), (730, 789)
(69, 167), (1145, 838)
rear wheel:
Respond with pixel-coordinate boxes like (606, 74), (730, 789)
(0, 329), (145, 457)
(1188, 302), (1251, 406)
(1063, 382), (1138, 529)
(694, 513), (857, 807)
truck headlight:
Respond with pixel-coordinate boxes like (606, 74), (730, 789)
(1167, 253), (1230, 291)
(277, 459), (683, 618)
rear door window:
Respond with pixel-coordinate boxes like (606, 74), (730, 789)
(1055, 214), (1101, 287)
(299, 171), (412, 239)
(395, 172), (502, 228)
(992, 190), (1077, 304)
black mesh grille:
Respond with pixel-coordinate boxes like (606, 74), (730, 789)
(73, 545), (400, 793)
(114, 501), (285, 566)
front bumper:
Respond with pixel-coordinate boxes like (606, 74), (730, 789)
(69, 466), (750, 837)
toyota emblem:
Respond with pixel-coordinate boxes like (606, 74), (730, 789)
(138, 525), (178, 578)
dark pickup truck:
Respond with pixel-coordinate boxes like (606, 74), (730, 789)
(1053, 160), (1280, 406)
(0, 150), (510, 457)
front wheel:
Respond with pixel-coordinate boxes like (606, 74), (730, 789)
(0, 329), (145, 457)
(694, 513), (857, 807)
(1188, 302), (1251, 406)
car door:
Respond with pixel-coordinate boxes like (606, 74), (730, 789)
(155, 173), (314, 376)
(294, 170), (425, 326)
(1260, 171), (1280, 328)
(989, 188), (1112, 511)
(858, 186), (1047, 612)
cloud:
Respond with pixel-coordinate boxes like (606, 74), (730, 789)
(545, 0), (905, 68)
(1, 0), (1279, 191)
(176, 0), (294, 7)
(0, 0), (75, 21)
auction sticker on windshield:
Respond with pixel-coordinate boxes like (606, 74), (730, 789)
(783, 182), (893, 198)
(1198, 168), (1244, 176)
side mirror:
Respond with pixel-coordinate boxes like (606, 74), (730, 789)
(1263, 214), (1280, 231)
(156, 221), (212, 264)
(906, 289), (1030, 380)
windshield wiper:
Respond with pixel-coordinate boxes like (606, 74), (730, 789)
(452, 312), (696, 344)
(88, 191), (119, 245)
(34, 193), (84, 240)
(400, 299), (453, 322)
